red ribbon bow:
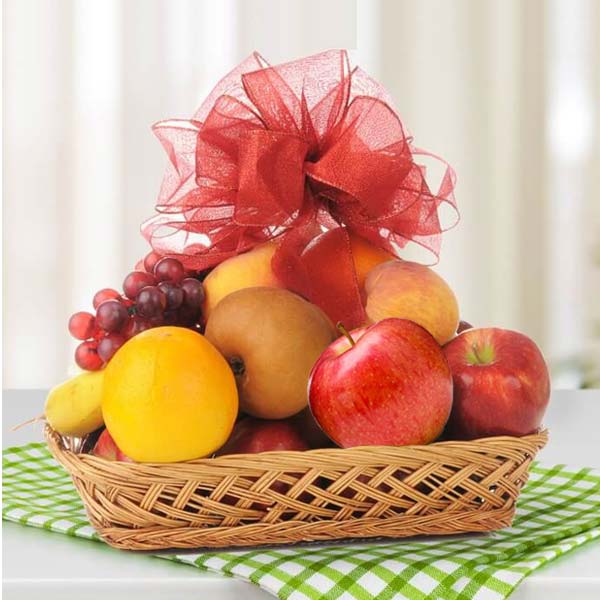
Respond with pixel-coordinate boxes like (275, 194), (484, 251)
(143, 50), (458, 328)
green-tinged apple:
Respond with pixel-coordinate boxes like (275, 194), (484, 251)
(93, 429), (134, 462)
(308, 318), (453, 448)
(443, 328), (550, 439)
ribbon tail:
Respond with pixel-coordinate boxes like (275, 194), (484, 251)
(272, 225), (366, 330)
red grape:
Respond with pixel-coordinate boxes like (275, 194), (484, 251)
(93, 288), (121, 310)
(196, 268), (212, 281)
(136, 286), (166, 319)
(123, 270), (156, 299)
(96, 299), (129, 332)
(68, 312), (95, 340)
(178, 304), (201, 326)
(75, 341), (103, 371)
(143, 251), (162, 273)
(92, 327), (105, 341)
(457, 320), (473, 334)
(134, 259), (145, 271)
(120, 296), (135, 309)
(181, 278), (205, 309)
(157, 281), (184, 310)
(97, 333), (126, 362)
(162, 310), (179, 325)
(123, 316), (153, 339)
(154, 257), (185, 283)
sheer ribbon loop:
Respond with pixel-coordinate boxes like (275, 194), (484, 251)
(143, 50), (458, 327)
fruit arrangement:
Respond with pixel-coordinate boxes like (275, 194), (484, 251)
(41, 51), (551, 549)
(47, 239), (551, 463)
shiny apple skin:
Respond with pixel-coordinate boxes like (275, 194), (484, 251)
(291, 407), (334, 449)
(216, 418), (311, 508)
(308, 318), (453, 448)
(443, 328), (550, 439)
(93, 429), (133, 462)
(216, 418), (309, 455)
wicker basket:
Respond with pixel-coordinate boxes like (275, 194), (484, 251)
(46, 426), (547, 551)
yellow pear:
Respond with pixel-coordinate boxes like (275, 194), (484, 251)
(45, 370), (104, 436)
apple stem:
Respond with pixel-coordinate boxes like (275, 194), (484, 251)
(471, 343), (483, 364)
(337, 322), (356, 347)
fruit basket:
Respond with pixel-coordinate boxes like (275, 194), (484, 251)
(46, 425), (547, 551)
(43, 51), (552, 553)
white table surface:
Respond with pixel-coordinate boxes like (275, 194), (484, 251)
(2, 389), (600, 600)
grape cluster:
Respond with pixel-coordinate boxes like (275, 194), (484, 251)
(68, 253), (206, 371)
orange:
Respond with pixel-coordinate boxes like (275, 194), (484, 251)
(102, 327), (238, 462)
(349, 233), (395, 288)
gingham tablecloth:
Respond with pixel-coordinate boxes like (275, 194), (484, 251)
(3, 442), (600, 600)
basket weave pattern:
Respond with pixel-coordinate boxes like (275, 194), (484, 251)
(46, 426), (547, 551)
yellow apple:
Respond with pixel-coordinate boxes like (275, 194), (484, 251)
(364, 260), (459, 344)
(203, 242), (283, 317)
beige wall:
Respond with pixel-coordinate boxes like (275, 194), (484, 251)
(3, 0), (599, 387)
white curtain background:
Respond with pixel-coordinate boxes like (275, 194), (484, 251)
(3, 0), (599, 389)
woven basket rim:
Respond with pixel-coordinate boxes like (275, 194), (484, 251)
(43, 425), (549, 550)
(46, 425), (548, 471)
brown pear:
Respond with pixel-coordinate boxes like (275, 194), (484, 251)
(205, 287), (336, 419)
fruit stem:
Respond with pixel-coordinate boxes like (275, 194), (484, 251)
(336, 322), (356, 347)
(228, 356), (246, 377)
(11, 413), (45, 432)
(471, 343), (483, 364)
(469, 342), (495, 365)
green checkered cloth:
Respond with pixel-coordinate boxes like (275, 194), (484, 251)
(3, 443), (600, 600)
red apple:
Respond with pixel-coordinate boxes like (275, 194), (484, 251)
(443, 327), (550, 439)
(216, 418), (311, 508)
(290, 407), (334, 449)
(92, 429), (134, 462)
(308, 318), (453, 448)
(216, 418), (309, 456)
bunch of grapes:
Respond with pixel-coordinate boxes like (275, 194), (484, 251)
(68, 253), (206, 371)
